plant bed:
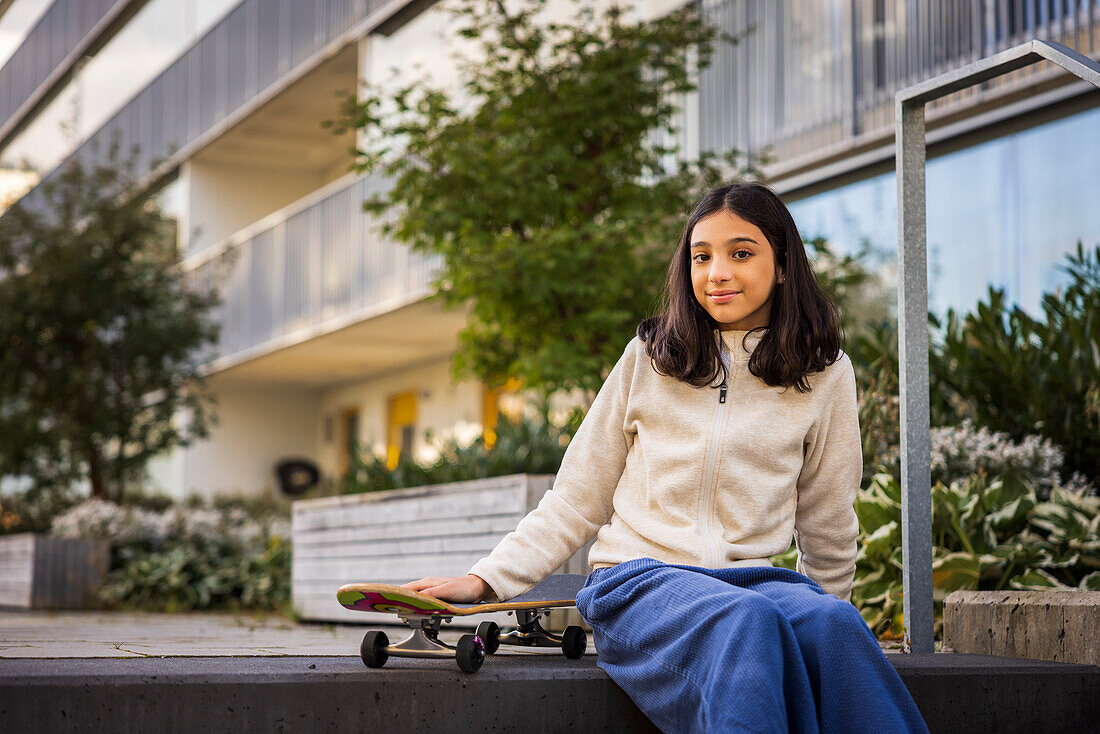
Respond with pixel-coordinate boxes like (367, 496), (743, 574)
(0, 533), (109, 609)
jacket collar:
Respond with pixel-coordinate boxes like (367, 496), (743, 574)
(715, 327), (766, 363)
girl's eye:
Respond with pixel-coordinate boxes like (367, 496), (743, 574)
(692, 251), (751, 263)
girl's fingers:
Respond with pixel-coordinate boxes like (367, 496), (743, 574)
(400, 576), (486, 602)
(401, 576), (450, 591)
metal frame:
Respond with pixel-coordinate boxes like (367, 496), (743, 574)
(895, 39), (1100, 654)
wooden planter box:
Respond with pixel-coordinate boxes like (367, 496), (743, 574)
(292, 473), (590, 625)
(0, 533), (110, 609)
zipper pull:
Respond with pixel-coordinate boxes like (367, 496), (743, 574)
(718, 339), (728, 403)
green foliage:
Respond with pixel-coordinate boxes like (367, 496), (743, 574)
(802, 234), (898, 484)
(843, 243), (1100, 488)
(0, 137), (222, 501)
(97, 536), (290, 613)
(327, 0), (760, 400)
(0, 484), (83, 534)
(51, 495), (290, 612)
(850, 472), (1099, 639)
(805, 236), (892, 350)
(930, 243), (1100, 482)
(340, 408), (579, 493)
(847, 320), (900, 484)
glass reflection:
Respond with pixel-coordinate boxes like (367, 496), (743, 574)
(788, 105), (1100, 319)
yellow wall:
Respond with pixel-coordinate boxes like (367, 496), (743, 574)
(386, 391), (418, 470)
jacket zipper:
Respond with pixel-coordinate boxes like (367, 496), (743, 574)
(698, 341), (730, 567)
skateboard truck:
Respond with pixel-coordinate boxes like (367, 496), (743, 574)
(388, 616), (458, 657)
(498, 609), (569, 648)
(362, 615), (486, 673)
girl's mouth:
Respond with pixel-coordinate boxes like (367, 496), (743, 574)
(709, 293), (739, 303)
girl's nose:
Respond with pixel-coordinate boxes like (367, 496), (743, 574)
(710, 264), (734, 282)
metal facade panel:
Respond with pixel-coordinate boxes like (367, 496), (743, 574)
(188, 173), (441, 364)
(8, 0), (387, 214)
(0, 0), (121, 137)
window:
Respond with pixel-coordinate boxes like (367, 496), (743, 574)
(786, 105), (1100, 320)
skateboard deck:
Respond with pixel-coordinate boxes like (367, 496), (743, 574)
(337, 573), (586, 616)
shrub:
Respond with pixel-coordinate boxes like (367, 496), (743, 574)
(931, 242), (1100, 483)
(50, 495), (290, 612)
(772, 420), (1097, 639)
(848, 319), (900, 484)
(340, 409), (577, 493)
(930, 420), (1092, 498)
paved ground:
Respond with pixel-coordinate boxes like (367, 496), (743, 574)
(0, 609), (595, 658)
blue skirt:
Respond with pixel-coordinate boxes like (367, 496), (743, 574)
(575, 558), (929, 734)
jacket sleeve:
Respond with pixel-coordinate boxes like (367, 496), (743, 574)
(467, 337), (639, 601)
(793, 353), (862, 601)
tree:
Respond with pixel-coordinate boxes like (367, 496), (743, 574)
(0, 139), (222, 501)
(328, 0), (757, 404)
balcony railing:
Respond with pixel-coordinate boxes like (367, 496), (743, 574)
(699, 0), (1100, 165)
(7, 0), (403, 216)
(0, 0), (137, 148)
(187, 173), (441, 366)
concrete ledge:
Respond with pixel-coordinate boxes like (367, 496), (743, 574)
(945, 590), (1100, 665)
(2, 654), (1098, 733)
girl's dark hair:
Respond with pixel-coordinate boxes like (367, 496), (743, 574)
(639, 182), (841, 393)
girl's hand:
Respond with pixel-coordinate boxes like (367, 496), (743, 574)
(402, 574), (491, 603)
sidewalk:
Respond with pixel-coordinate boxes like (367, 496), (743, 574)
(0, 608), (592, 658)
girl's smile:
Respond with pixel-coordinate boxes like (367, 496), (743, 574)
(708, 291), (738, 303)
(689, 209), (783, 331)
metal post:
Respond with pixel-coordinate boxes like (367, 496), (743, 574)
(895, 97), (934, 654)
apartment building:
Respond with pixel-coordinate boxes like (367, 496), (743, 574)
(0, 0), (1097, 498)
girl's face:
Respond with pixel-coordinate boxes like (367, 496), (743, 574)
(689, 208), (782, 332)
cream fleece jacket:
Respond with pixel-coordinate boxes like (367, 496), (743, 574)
(468, 327), (862, 602)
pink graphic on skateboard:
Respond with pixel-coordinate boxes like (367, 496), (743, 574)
(337, 589), (451, 615)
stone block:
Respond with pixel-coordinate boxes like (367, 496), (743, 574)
(944, 590), (1100, 665)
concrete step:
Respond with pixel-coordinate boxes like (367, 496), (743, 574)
(1, 653), (1097, 733)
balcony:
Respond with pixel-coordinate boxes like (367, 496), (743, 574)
(186, 172), (467, 385)
(0, 0), (145, 149)
(699, 0), (1100, 186)
(5, 0), (417, 216)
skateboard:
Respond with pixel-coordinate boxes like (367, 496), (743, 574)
(337, 573), (587, 673)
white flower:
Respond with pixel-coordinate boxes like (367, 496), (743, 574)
(928, 419), (1082, 495)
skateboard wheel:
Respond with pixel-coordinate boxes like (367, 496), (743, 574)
(475, 621), (500, 655)
(361, 630), (389, 668)
(561, 626), (586, 659)
(456, 634), (485, 673)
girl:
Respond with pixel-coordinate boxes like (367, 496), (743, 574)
(405, 183), (928, 733)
